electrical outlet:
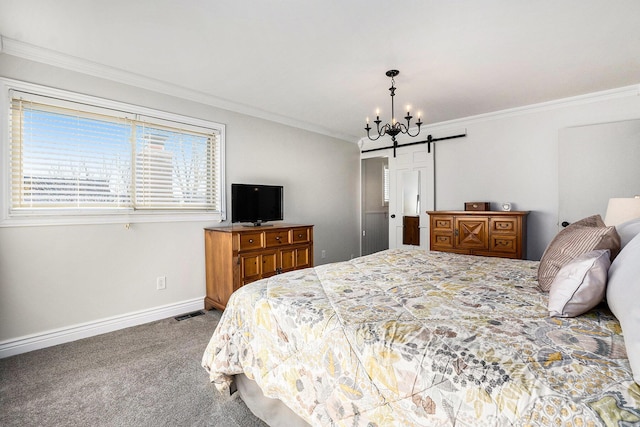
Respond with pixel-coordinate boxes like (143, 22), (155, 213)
(156, 276), (166, 290)
(321, 250), (326, 259)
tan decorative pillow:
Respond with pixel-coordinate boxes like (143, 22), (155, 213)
(548, 249), (610, 317)
(538, 215), (620, 291)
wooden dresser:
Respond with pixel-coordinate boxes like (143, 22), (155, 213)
(426, 211), (528, 259)
(204, 223), (314, 310)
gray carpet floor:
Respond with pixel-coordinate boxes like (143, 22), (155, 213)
(0, 310), (268, 427)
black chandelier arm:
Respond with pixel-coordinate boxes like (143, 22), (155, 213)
(366, 133), (385, 142)
(364, 126), (385, 142)
(403, 112), (423, 137)
(381, 123), (397, 134)
(366, 123), (396, 141)
(405, 122), (422, 137)
(391, 122), (417, 135)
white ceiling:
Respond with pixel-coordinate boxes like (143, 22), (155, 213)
(1, 0), (639, 142)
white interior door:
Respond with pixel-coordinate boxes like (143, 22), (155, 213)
(388, 145), (435, 249)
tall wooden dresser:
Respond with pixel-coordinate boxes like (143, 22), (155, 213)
(426, 211), (528, 259)
(204, 223), (314, 310)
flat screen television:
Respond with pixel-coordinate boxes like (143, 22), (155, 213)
(231, 183), (284, 226)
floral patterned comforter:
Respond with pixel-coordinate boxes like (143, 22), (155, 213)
(202, 249), (640, 426)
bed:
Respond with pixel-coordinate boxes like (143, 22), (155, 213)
(202, 237), (640, 425)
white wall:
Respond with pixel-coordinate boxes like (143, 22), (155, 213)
(0, 55), (360, 347)
(361, 86), (640, 261)
(434, 88), (640, 260)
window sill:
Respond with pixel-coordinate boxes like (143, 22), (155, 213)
(0, 211), (225, 227)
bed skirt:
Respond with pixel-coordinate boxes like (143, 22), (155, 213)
(235, 374), (311, 427)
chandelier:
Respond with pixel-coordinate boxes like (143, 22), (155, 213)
(364, 69), (423, 148)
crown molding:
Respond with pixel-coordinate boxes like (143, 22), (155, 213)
(359, 83), (640, 146)
(435, 84), (640, 127)
(0, 36), (356, 142)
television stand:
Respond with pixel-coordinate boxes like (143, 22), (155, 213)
(203, 224), (314, 310)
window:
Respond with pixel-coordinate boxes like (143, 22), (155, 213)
(382, 163), (390, 206)
(2, 79), (225, 225)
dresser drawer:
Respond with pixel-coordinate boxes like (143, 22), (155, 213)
(239, 232), (263, 250)
(265, 229), (291, 247)
(431, 233), (454, 249)
(292, 227), (312, 243)
(490, 218), (517, 234)
(431, 216), (454, 232)
(490, 235), (518, 254)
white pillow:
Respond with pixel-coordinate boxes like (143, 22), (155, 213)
(616, 217), (640, 248)
(607, 232), (640, 384)
(548, 250), (610, 317)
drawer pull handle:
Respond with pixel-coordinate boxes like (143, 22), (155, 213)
(249, 239), (254, 243)
(276, 236), (281, 241)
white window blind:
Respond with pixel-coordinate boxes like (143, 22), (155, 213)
(9, 90), (222, 215)
(133, 118), (219, 210)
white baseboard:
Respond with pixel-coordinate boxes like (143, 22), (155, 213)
(0, 298), (205, 358)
